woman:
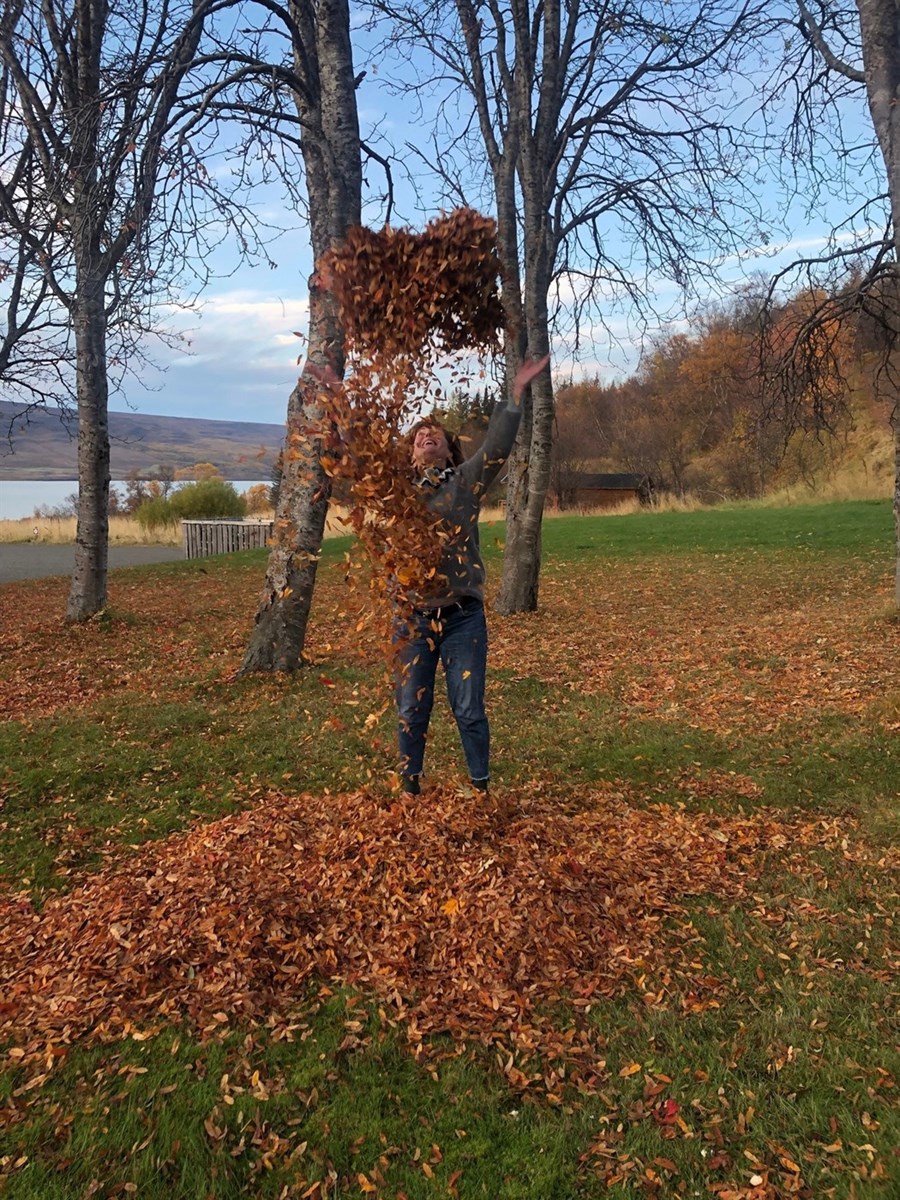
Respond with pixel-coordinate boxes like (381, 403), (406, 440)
(396, 354), (549, 799)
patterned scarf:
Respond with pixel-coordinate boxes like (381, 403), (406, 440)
(415, 464), (455, 490)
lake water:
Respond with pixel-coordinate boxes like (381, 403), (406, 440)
(0, 480), (264, 521)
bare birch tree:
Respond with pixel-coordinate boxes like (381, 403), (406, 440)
(773, 0), (900, 602)
(239, 0), (363, 672)
(0, 0), (267, 621)
(373, 0), (773, 611)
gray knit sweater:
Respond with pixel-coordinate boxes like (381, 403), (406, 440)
(413, 400), (522, 608)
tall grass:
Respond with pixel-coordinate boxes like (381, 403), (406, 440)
(0, 515), (182, 545)
(0, 508), (354, 545)
(480, 491), (712, 524)
(763, 459), (893, 506)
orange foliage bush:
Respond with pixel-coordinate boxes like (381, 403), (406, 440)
(243, 483), (272, 515)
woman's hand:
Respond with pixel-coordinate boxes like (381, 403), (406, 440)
(511, 353), (550, 406)
(311, 260), (335, 293)
(306, 361), (341, 392)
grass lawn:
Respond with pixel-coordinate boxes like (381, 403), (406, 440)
(0, 499), (897, 1199)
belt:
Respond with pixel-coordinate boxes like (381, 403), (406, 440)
(414, 595), (481, 619)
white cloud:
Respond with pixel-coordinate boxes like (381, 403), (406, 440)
(718, 225), (881, 271)
(166, 288), (310, 368)
(124, 284), (313, 422)
(192, 289), (311, 339)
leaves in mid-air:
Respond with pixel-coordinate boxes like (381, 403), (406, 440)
(311, 209), (506, 642)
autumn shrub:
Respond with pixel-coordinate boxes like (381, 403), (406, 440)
(242, 483), (272, 516)
(134, 496), (177, 532)
(135, 479), (246, 530)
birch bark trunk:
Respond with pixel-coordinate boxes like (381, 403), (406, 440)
(494, 3), (557, 614)
(491, 157), (534, 611)
(495, 284), (553, 613)
(65, 0), (110, 621)
(67, 273), (110, 620)
(240, 0), (362, 671)
(855, 0), (900, 604)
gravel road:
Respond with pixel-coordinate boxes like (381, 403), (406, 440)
(0, 543), (186, 584)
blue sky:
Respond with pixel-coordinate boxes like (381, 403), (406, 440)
(2, 5), (883, 431)
(124, 9), (878, 428)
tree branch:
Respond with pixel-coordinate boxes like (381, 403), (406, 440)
(796, 0), (865, 83)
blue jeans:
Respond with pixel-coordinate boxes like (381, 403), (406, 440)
(394, 597), (489, 790)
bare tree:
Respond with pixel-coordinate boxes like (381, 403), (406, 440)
(804, 0), (900, 602)
(762, 1), (900, 601)
(239, 0), (363, 673)
(0, 0), (267, 620)
(372, 0), (774, 611)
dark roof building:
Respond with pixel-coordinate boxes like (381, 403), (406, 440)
(552, 471), (655, 508)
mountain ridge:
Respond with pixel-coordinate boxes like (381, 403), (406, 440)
(0, 401), (284, 481)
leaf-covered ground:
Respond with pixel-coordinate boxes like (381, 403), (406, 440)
(4, 784), (876, 1068)
(0, 502), (898, 1198)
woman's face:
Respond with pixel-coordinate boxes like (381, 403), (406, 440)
(411, 424), (451, 470)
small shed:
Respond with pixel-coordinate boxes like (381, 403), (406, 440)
(557, 472), (654, 509)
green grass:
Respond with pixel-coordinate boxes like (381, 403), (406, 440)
(1, 498), (898, 1197)
(6, 686), (894, 898)
(2, 960), (896, 1196)
(483, 498), (894, 562)
(0, 997), (602, 1199)
(0, 680), (389, 896)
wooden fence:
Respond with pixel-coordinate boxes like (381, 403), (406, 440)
(182, 519), (274, 559)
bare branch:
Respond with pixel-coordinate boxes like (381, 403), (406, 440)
(796, 0), (865, 83)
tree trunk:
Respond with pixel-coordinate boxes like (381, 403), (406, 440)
(855, 0), (900, 605)
(66, 273), (110, 621)
(492, 0), (560, 615)
(66, 0), (109, 624)
(494, 354), (534, 613)
(495, 109), (555, 613)
(495, 334), (553, 613)
(241, 280), (343, 672)
(490, 155), (536, 614)
(240, 0), (361, 672)
(495, 294), (552, 613)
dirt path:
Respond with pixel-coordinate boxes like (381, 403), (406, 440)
(0, 543), (185, 584)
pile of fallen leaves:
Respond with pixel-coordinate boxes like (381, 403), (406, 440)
(0, 784), (856, 1093)
(313, 208), (505, 621)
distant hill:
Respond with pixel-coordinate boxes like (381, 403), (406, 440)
(0, 401), (284, 481)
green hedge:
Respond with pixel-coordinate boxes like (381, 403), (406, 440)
(135, 479), (247, 530)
